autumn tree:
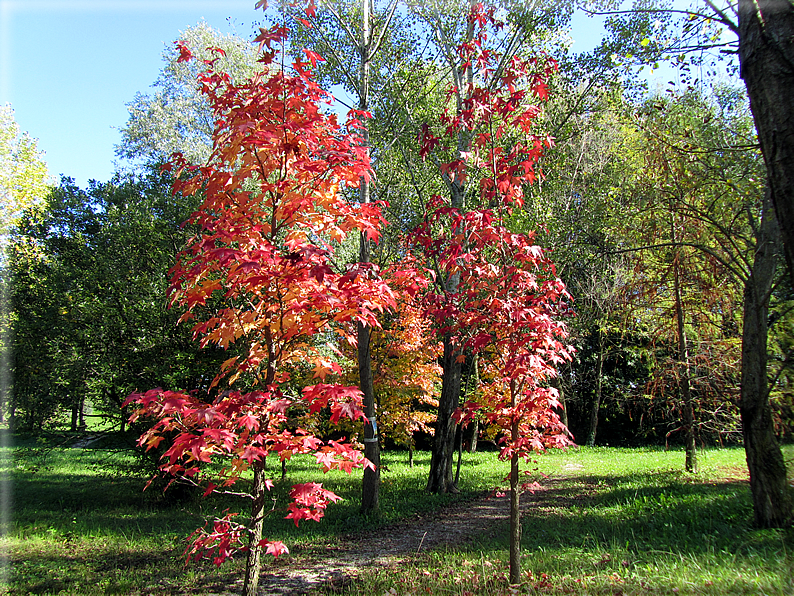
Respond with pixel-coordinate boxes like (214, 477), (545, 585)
(612, 86), (792, 524)
(408, 6), (573, 581)
(403, 2), (567, 493)
(589, 0), (794, 529)
(125, 25), (394, 595)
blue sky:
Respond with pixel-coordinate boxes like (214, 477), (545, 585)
(2, 0), (261, 187)
(1, 0), (679, 189)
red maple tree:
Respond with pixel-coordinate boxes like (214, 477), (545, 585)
(125, 24), (394, 596)
(410, 3), (573, 584)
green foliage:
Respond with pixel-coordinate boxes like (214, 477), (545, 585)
(7, 172), (221, 431)
(116, 21), (260, 169)
(0, 104), (50, 250)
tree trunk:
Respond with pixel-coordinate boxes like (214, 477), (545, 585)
(454, 421), (463, 486)
(427, 333), (463, 493)
(586, 329), (604, 447)
(426, 5), (473, 494)
(359, 319), (380, 512)
(70, 398), (79, 432)
(242, 332), (278, 595)
(469, 354), (480, 453)
(550, 373), (568, 429)
(468, 420), (479, 453)
(740, 192), (792, 528)
(111, 386), (125, 432)
(78, 396), (86, 430)
(672, 245), (697, 473)
(738, 0), (794, 277)
(509, 382), (521, 585)
(356, 0), (381, 515)
(242, 458), (267, 596)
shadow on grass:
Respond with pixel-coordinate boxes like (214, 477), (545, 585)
(10, 545), (243, 595)
(465, 470), (793, 563)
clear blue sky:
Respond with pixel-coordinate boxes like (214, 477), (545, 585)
(1, 0), (681, 189)
(2, 0), (261, 187)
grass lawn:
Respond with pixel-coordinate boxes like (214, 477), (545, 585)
(2, 434), (793, 595)
(352, 446), (794, 596)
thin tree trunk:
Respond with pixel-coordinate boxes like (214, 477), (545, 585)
(550, 373), (568, 429)
(70, 399), (79, 432)
(242, 331), (277, 595)
(359, 318), (380, 512)
(469, 354), (480, 453)
(112, 386), (125, 432)
(671, 219), (697, 473)
(78, 396), (86, 430)
(586, 329), (604, 447)
(740, 192), (792, 527)
(509, 381), (521, 585)
(454, 421), (463, 486)
(469, 419), (479, 453)
(242, 458), (267, 596)
(354, 0), (381, 515)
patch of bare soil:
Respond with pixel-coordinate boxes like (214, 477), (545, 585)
(251, 479), (572, 596)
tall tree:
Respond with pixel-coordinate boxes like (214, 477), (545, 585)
(408, 8), (573, 574)
(409, 1), (567, 495)
(734, 0), (794, 276)
(1, 104), (50, 430)
(116, 22), (260, 169)
(625, 87), (792, 524)
(275, 0), (417, 510)
(127, 27), (394, 595)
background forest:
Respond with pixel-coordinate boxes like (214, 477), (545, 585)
(5, 0), (791, 453)
(2, 1), (794, 592)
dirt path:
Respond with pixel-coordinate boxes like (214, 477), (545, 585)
(249, 467), (619, 595)
(250, 482), (567, 596)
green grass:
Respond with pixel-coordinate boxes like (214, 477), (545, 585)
(3, 436), (793, 595)
(344, 447), (794, 596)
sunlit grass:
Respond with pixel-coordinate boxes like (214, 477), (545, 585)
(3, 436), (793, 595)
(343, 446), (794, 596)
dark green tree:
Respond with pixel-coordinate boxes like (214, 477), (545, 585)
(9, 173), (217, 432)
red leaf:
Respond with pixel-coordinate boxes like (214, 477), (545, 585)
(303, 49), (325, 68)
(175, 41), (193, 63)
(259, 539), (289, 558)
